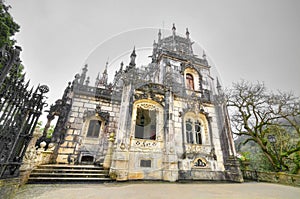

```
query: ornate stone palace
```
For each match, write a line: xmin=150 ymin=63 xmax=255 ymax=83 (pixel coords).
xmin=43 ymin=24 xmax=243 ymax=182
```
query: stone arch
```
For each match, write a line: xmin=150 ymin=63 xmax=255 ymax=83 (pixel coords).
xmin=131 ymin=99 xmax=164 ymax=141
xmin=82 ymin=115 xmax=106 ymax=138
xmin=184 ymin=67 xmax=202 ymax=92
xmin=78 ymin=113 xmax=108 ymax=164
xmin=183 ymin=112 xmax=210 ymax=145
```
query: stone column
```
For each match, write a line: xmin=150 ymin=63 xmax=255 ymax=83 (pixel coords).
xmin=163 ymin=89 xmax=178 ymax=182
xmin=103 ymin=132 xmax=115 ymax=170
xmin=110 ymin=83 xmax=132 ymax=181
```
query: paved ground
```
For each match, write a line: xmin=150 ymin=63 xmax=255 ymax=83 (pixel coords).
xmin=15 ymin=182 xmax=300 ymax=199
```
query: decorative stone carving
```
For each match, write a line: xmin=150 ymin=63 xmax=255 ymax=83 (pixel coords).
xmin=131 ymin=139 xmax=162 ymax=152
xmin=83 ymin=105 xmax=110 ymax=124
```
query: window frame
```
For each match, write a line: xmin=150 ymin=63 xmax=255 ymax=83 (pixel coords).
xmin=132 ymin=100 xmax=163 ymax=141
xmin=86 ymin=119 xmax=102 ymax=138
xmin=186 ymin=73 xmax=194 ymax=90
xmin=184 ymin=114 xmax=207 ymax=145
xmin=135 ymin=106 xmax=157 ymax=140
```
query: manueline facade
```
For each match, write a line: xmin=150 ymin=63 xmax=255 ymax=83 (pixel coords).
xmin=46 ymin=24 xmax=243 ymax=182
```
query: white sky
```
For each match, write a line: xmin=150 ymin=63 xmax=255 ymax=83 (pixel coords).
xmin=6 ymin=0 xmax=300 ymax=115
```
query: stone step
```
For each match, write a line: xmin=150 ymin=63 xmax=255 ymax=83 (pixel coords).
xmin=37 ymin=164 xmax=104 ymax=170
xmin=28 ymin=177 xmax=112 ymax=182
xmin=32 ymin=168 xmax=108 ymax=174
xmin=30 ymin=173 xmax=108 ymax=177
xmin=28 ymin=164 xmax=112 ymax=183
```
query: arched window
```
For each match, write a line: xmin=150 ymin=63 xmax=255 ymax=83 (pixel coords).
xmin=87 ymin=120 xmax=101 ymax=138
xmin=185 ymin=118 xmax=204 ymax=145
xmin=186 ymin=119 xmax=194 ymax=144
xmin=135 ymin=107 xmax=157 ymax=140
xmin=195 ymin=120 xmax=202 ymax=144
xmin=186 ymin=73 xmax=194 ymax=90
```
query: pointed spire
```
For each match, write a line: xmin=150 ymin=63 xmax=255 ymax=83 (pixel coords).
xmin=120 ymin=61 xmax=124 ymax=71
xmin=103 ymin=61 xmax=108 ymax=75
xmin=158 ymin=29 xmax=162 ymax=43
xmin=131 ymin=46 xmax=136 ymax=57
xmin=216 ymin=77 xmax=223 ymax=95
xmin=79 ymin=64 xmax=88 ymax=85
xmin=216 ymin=77 xmax=221 ymax=89
xmin=186 ymin=28 xmax=190 ymax=39
xmin=202 ymin=50 xmax=207 ymax=59
xmin=99 ymin=61 xmax=108 ymax=86
xmin=129 ymin=46 xmax=137 ymax=67
xmin=172 ymin=23 xmax=176 ymax=33
xmin=95 ymin=72 xmax=100 ymax=87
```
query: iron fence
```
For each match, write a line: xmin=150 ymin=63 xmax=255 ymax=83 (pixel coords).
xmin=0 ymin=45 xmax=48 ymax=179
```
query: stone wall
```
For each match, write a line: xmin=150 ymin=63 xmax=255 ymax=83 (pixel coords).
xmin=56 ymin=93 xmax=120 ymax=164
xmin=242 ymin=170 xmax=300 ymax=187
xmin=0 ymin=178 xmax=19 ymax=199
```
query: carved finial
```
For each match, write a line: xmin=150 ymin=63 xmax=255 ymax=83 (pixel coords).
xmin=104 ymin=61 xmax=108 ymax=74
xmin=216 ymin=77 xmax=221 ymax=89
xmin=216 ymin=77 xmax=223 ymax=95
xmin=202 ymin=50 xmax=207 ymax=59
xmin=120 ymin=61 xmax=124 ymax=71
xmin=158 ymin=29 xmax=162 ymax=42
xmin=129 ymin=46 xmax=137 ymax=67
xmin=172 ymin=23 xmax=176 ymax=36
xmin=85 ymin=76 xmax=90 ymax=86
xmin=79 ymin=64 xmax=88 ymax=85
xmin=100 ymin=61 xmax=108 ymax=85
xmin=73 ymin=73 xmax=80 ymax=85
xmin=202 ymin=50 xmax=208 ymax=65
xmin=172 ymin=23 xmax=176 ymax=31
xmin=95 ymin=72 xmax=100 ymax=87
xmin=186 ymin=28 xmax=190 ymax=39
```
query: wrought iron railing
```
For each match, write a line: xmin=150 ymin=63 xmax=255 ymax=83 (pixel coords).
xmin=0 ymin=45 xmax=48 ymax=179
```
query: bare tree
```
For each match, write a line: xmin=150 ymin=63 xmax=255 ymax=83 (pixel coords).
xmin=227 ymin=80 xmax=300 ymax=173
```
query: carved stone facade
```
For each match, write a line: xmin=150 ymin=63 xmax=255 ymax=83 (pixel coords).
xmin=47 ymin=25 xmax=243 ymax=182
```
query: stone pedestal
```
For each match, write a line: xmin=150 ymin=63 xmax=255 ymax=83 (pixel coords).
xmin=110 ymin=149 xmax=129 ymax=181
xmin=103 ymin=133 xmax=115 ymax=170
xmin=162 ymin=154 xmax=178 ymax=182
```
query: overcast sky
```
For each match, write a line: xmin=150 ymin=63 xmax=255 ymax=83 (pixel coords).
xmin=6 ymin=0 xmax=300 ymax=112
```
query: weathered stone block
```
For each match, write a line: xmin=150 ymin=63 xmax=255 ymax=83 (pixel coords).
xmin=73 ymin=101 xmax=84 ymax=107
xmin=56 ymin=154 xmax=68 ymax=164
xmin=128 ymin=172 xmax=144 ymax=180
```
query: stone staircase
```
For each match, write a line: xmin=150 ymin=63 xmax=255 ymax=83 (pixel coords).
xmin=28 ymin=164 xmax=112 ymax=183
